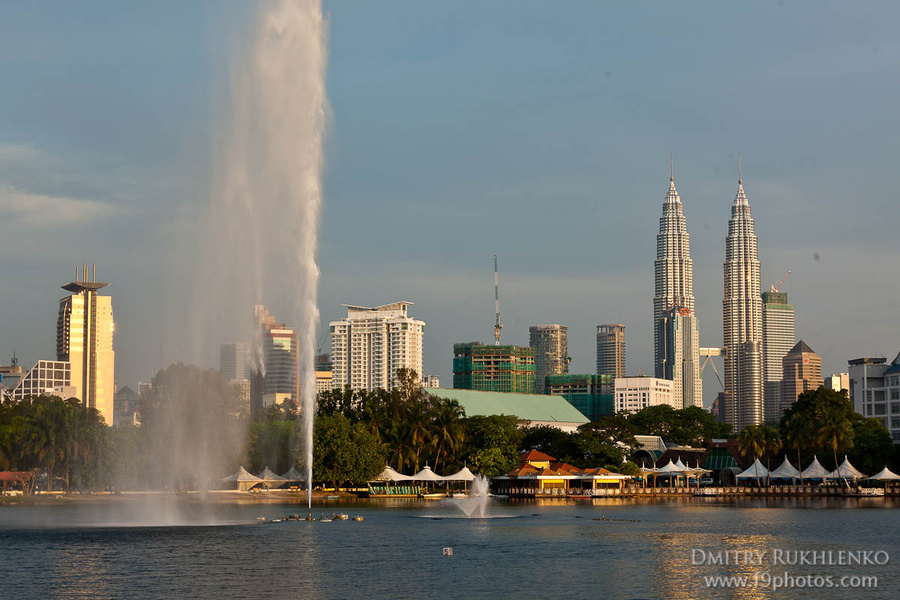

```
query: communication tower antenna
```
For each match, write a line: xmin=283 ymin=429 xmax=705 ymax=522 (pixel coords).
xmin=493 ymin=255 xmax=502 ymax=345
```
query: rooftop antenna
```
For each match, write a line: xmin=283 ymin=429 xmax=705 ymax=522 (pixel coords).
xmin=670 ymin=151 xmax=674 ymax=182
xmin=10 ymin=350 xmax=17 ymax=367
xmin=493 ymin=255 xmax=502 ymax=345
xmin=738 ymin=154 xmax=743 ymax=185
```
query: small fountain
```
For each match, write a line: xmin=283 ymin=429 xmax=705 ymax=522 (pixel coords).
xmin=452 ymin=475 xmax=492 ymax=518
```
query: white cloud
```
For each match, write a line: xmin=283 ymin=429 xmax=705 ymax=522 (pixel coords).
xmin=0 ymin=186 xmax=117 ymax=228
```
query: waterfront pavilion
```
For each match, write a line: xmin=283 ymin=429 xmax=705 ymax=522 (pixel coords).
xmin=768 ymin=458 xmax=801 ymax=483
xmin=800 ymin=456 xmax=831 ymax=481
xmin=736 ymin=458 xmax=769 ymax=484
xmin=222 ymin=466 xmax=263 ymax=492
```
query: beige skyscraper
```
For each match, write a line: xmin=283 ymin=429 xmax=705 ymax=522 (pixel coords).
xmin=596 ymin=324 xmax=626 ymax=379
xmin=762 ymin=290 xmax=795 ymax=423
xmin=57 ymin=264 xmax=115 ymax=425
xmin=529 ymin=324 xmax=568 ymax=394
xmin=723 ymin=165 xmax=763 ymax=429
xmin=780 ymin=341 xmax=823 ymax=414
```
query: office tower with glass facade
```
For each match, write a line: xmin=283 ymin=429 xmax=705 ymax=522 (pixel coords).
xmin=761 ymin=290 xmax=795 ymax=423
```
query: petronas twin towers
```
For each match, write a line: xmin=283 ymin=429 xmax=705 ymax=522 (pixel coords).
xmin=653 ymin=160 xmax=762 ymax=429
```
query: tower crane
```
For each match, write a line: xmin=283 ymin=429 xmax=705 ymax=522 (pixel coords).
xmin=770 ymin=270 xmax=791 ymax=293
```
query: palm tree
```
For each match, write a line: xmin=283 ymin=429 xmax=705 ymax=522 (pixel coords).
xmin=783 ymin=413 xmax=812 ymax=484
xmin=817 ymin=406 xmax=854 ymax=488
xmin=737 ymin=425 xmax=765 ymax=488
xmin=430 ymin=399 xmax=466 ymax=472
xmin=405 ymin=399 xmax=432 ymax=472
xmin=760 ymin=425 xmax=781 ymax=487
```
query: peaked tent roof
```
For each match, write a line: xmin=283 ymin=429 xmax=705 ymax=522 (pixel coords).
xmin=830 ymin=456 xmax=867 ymax=479
xmin=411 ymin=466 xmax=445 ymax=482
xmin=443 ymin=466 xmax=476 ymax=481
xmin=769 ymin=457 xmax=802 ymax=479
xmin=222 ymin=466 xmax=263 ymax=483
xmin=736 ymin=458 xmax=769 ymax=479
xmin=655 ymin=459 xmax=687 ymax=474
xmin=372 ymin=466 xmax=413 ymax=482
xmin=801 ymin=456 xmax=831 ymax=479
xmin=867 ymin=467 xmax=900 ymax=481
xmin=281 ymin=466 xmax=305 ymax=481
xmin=258 ymin=467 xmax=288 ymax=482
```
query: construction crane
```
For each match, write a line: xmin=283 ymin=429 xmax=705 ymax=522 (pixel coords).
xmin=493 ymin=255 xmax=502 ymax=345
xmin=770 ymin=270 xmax=791 ymax=293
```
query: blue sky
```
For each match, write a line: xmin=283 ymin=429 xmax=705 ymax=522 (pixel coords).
xmin=1 ymin=1 xmax=899 ymax=402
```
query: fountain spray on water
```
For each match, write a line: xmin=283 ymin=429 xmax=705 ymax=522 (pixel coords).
xmin=195 ymin=0 xmax=328 ymax=512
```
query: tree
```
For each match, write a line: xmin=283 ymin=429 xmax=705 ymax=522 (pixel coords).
xmin=760 ymin=425 xmax=781 ymax=486
xmin=782 ymin=412 xmax=813 ymax=484
xmin=463 ymin=415 xmax=522 ymax=476
xmin=818 ymin=405 xmax=854 ymax=487
xmin=313 ymin=414 xmax=384 ymax=491
xmin=737 ymin=425 xmax=765 ymax=487
xmin=849 ymin=418 xmax=893 ymax=476
xmin=430 ymin=399 xmax=466 ymax=472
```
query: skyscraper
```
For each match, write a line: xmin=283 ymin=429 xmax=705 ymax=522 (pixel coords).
xmin=761 ymin=290 xmax=795 ymax=423
xmin=596 ymin=324 xmax=626 ymax=379
xmin=723 ymin=165 xmax=763 ymax=429
xmin=780 ymin=341 xmax=823 ymax=414
xmin=529 ymin=324 xmax=568 ymax=393
xmin=254 ymin=305 xmax=298 ymax=407
xmin=330 ymin=302 xmax=424 ymax=391
xmin=653 ymin=166 xmax=702 ymax=408
xmin=219 ymin=342 xmax=251 ymax=381
xmin=57 ymin=264 xmax=115 ymax=424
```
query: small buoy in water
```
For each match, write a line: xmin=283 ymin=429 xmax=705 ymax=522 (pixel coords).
xmin=442 ymin=547 xmax=453 ymax=556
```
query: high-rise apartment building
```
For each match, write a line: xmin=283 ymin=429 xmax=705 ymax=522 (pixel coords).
xmin=849 ymin=352 xmax=900 ymax=443
xmin=330 ymin=302 xmax=424 ymax=391
xmin=254 ymin=305 xmax=298 ymax=406
xmin=452 ymin=342 xmax=535 ymax=394
xmin=57 ymin=265 xmax=115 ymax=424
xmin=653 ymin=168 xmax=702 ymax=408
xmin=529 ymin=325 xmax=568 ymax=394
xmin=779 ymin=341 xmax=823 ymax=415
xmin=723 ymin=168 xmax=763 ymax=430
xmin=219 ymin=342 xmax=251 ymax=381
xmin=596 ymin=324 xmax=626 ymax=379
xmin=614 ymin=376 xmax=675 ymax=413
xmin=546 ymin=373 xmax=613 ymax=421
xmin=761 ymin=290 xmax=795 ymax=423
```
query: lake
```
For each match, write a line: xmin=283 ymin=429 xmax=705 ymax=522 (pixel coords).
xmin=0 ymin=496 xmax=897 ymax=599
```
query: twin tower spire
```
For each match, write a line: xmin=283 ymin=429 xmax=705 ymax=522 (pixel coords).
xmin=654 ymin=156 xmax=761 ymax=428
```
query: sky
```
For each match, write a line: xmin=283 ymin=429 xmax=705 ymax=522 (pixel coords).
xmin=1 ymin=1 xmax=899 ymax=405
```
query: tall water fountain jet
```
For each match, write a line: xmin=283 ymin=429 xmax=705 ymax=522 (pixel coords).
xmin=453 ymin=475 xmax=492 ymax=518
xmin=194 ymin=0 xmax=328 ymax=512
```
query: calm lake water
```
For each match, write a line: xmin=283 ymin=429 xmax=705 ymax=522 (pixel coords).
xmin=1 ymin=497 xmax=898 ymax=599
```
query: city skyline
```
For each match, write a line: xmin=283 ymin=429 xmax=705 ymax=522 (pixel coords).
xmin=1 ymin=3 xmax=898 ymax=401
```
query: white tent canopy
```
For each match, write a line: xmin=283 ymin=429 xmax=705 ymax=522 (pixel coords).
xmin=830 ymin=456 xmax=867 ymax=480
xmin=281 ymin=466 xmax=305 ymax=481
xmin=769 ymin=458 xmax=802 ymax=480
xmin=222 ymin=466 xmax=262 ymax=483
xmin=258 ymin=467 xmax=288 ymax=484
xmin=654 ymin=460 xmax=686 ymax=475
xmin=736 ymin=458 xmax=769 ymax=480
xmin=372 ymin=466 xmax=414 ymax=482
xmin=800 ymin=456 xmax=831 ymax=479
xmin=867 ymin=467 xmax=900 ymax=481
xmin=410 ymin=466 xmax=445 ymax=482
xmin=443 ymin=466 xmax=476 ymax=481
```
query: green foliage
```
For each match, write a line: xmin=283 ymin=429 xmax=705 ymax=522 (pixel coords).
xmin=849 ymin=418 xmax=893 ymax=475
xmin=313 ymin=414 xmax=384 ymax=489
xmin=626 ymin=404 xmax=730 ymax=445
xmin=463 ymin=415 xmax=522 ymax=476
xmin=617 ymin=461 xmax=641 ymax=477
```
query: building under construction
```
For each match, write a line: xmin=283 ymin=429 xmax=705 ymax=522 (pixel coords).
xmin=546 ymin=374 xmax=614 ymax=422
xmin=452 ymin=342 xmax=535 ymax=394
